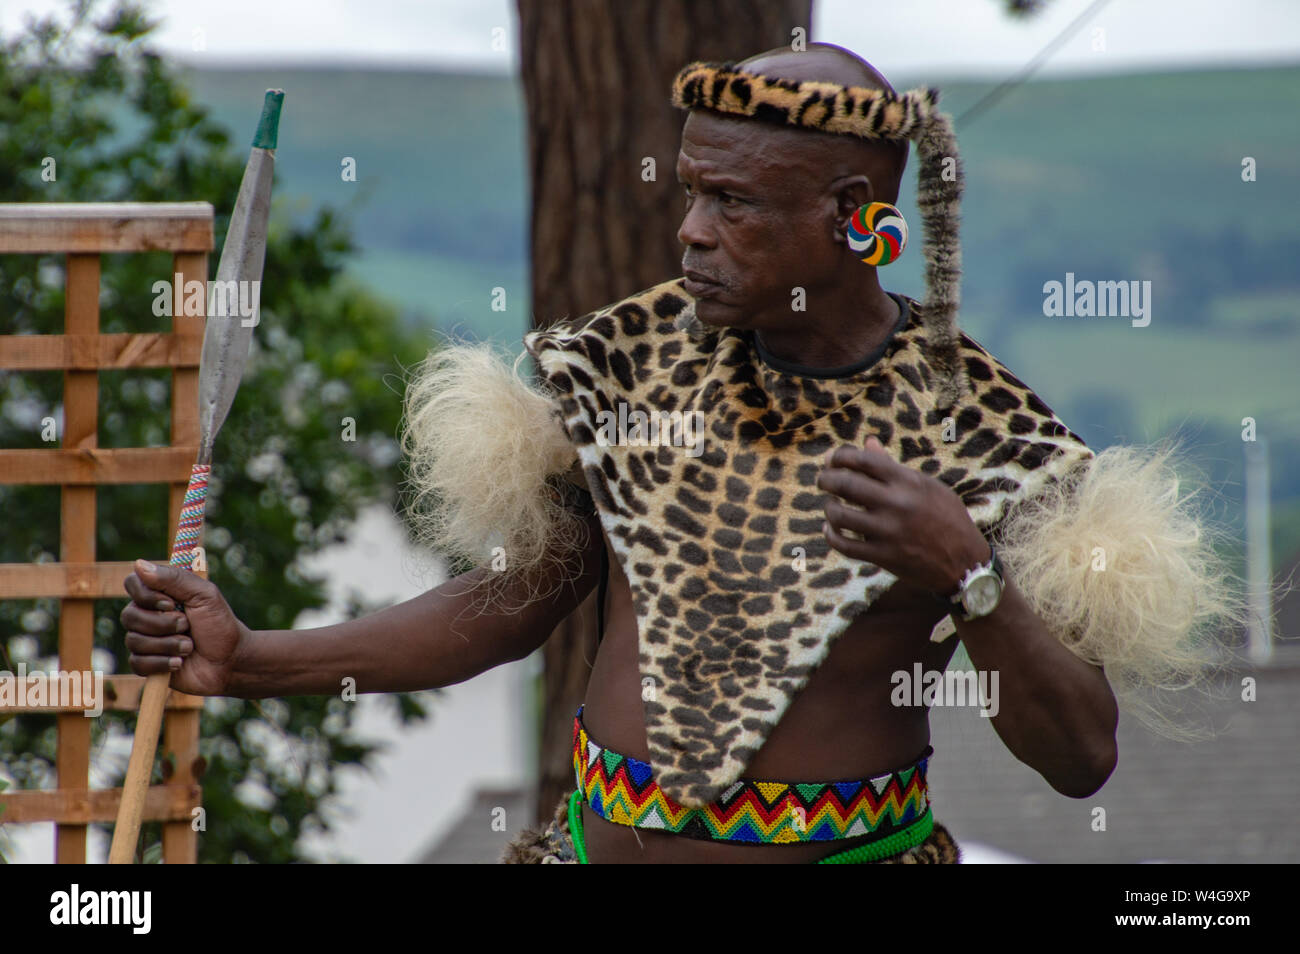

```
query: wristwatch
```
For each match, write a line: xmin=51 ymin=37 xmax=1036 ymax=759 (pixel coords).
xmin=946 ymin=543 xmax=1005 ymax=622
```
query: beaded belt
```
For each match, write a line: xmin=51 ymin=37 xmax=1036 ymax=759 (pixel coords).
xmin=573 ymin=705 xmax=933 ymax=847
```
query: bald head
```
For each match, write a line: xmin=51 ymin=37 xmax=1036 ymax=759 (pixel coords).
xmin=738 ymin=41 xmax=895 ymax=92
xmin=733 ymin=42 xmax=909 ymax=203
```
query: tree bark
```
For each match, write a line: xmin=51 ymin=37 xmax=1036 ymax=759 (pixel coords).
xmin=516 ymin=0 xmax=813 ymax=822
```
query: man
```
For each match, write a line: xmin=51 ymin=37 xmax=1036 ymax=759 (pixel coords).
xmin=122 ymin=43 xmax=1235 ymax=863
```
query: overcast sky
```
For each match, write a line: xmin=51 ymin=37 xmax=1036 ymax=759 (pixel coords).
xmin=2 ymin=0 xmax=1297 ymax=78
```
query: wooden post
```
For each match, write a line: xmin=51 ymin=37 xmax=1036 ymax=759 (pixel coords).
xmin=55 ymin=253 xmax=100 ymax=863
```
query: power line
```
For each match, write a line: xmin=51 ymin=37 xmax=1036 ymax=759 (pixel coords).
xmin=957 ymin=0 xmax=1114 ymax=126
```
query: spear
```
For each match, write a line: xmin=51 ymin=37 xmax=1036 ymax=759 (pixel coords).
xmin=109 ymin=89 xmax=284 ymax=864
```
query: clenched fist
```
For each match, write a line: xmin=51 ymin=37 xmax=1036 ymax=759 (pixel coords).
xmin=120 ymin=559 xmax=250 ymax=696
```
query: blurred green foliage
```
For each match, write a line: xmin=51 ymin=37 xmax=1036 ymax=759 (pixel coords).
xmin=0 ymin=0 xmax=434 ymax=862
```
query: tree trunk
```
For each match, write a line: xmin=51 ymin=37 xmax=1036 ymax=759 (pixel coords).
xmin=516 ymin=0 xmax=813 ymax=822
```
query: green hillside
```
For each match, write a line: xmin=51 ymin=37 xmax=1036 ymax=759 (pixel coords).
xmin=184 ymin=66 xmax=529 ymax=342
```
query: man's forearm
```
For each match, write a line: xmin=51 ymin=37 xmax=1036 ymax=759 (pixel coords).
xmin=955 ymin=559 xmax=1119 ymax=798
xmin=225 ymin=545 xmax=601 ymax=699
xmin=224 ymin=586 xmax=469 ymax=698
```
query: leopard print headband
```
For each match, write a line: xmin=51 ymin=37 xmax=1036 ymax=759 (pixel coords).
xmin=671 ymin=61 xmax=969 ymax=406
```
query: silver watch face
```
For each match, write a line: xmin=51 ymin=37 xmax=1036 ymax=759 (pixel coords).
xmin=963 ymin=570 xmax=1003 ymax=617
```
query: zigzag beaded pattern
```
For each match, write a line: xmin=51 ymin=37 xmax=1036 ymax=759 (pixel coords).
xmin=574 ymin=707 xmax=931 ymax=844
xmin=170 ymin=464 xmax=210 ymax=569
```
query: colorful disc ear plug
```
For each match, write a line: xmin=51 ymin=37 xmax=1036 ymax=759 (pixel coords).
xmin=847 ymin=202 xmax=908 ymax=265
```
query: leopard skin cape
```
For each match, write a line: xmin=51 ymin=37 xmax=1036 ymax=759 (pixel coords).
xmin=523 ymin=277 xmax=1096 ymax=807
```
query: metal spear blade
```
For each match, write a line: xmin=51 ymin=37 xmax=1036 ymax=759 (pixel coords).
xmin=196 ymin=89 xmax=283 ymax=463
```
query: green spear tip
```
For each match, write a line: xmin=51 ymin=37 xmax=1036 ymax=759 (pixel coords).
xmin=252 ymin=89 xmax=285 ymax=150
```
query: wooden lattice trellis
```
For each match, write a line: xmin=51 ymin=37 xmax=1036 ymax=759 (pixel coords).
xmin=0 ymin=203 xmax=213 ymax=863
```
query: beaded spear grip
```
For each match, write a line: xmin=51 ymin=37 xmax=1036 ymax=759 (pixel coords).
xmin=170 ymin=464 xmax=210 ymax=569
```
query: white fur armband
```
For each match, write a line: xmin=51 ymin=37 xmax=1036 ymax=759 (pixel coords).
xmin=993 ymin=444 xmax=1245 ymax=735
xmin=399 ymin=342 xmax=590 ymax=579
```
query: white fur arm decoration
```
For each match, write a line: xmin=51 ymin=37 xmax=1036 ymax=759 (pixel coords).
xmin=400 ymin=342 xmax=591 ymax=578
xmin=993 ymin=444 xmax=1244 ymax=735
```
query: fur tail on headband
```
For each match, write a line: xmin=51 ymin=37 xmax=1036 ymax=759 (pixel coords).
xmin=993 ymin=443 xmax=1247 ymax=738
xmin=400 ymin=342 xmax=588 ymax=585
xmin=913 ymin=108 xmax=968 ymax=408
